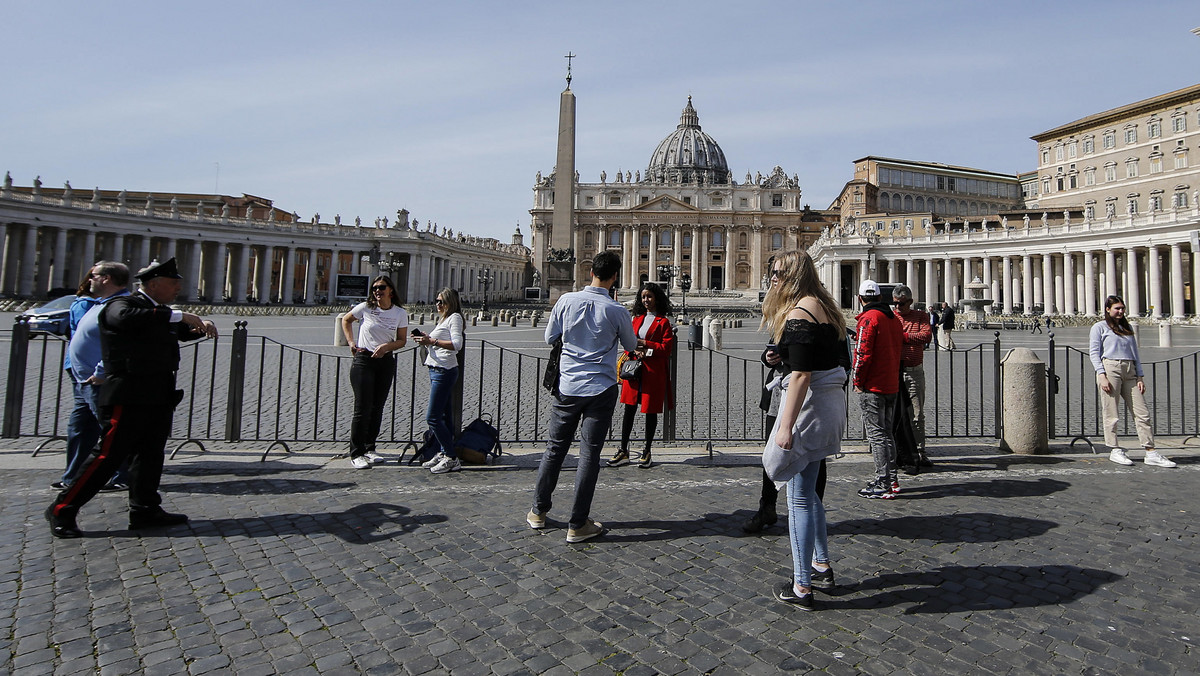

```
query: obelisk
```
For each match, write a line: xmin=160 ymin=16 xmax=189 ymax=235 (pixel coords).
xmin=546 ymin=53 xmax=577 ymax=303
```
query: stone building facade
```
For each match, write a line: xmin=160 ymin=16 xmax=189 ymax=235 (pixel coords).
xmin=0 ymin=175 xmax=531 ymax=306
xmin=530 ymin=98 xmax=829 ymax=293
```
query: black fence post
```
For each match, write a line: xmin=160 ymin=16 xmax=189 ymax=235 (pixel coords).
xmin=224 ymin=321 xmax=248 ymax=442
xmin=3 ymin=318 xmax=31 ymax=439
xmin=1047 ymin=331 xmax=1057 ymax=439
xmin=452 ymin=340 xmax=465 ymax=434
xmin=993 ymin=331 xmax=1002 ymax=439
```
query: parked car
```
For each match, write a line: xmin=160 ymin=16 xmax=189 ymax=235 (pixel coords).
xmin=18 ymin=295 xmax=76 ymax=336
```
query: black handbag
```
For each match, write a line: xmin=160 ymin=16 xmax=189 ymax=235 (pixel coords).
xmin=619 ymin=353 xmax=643 ymax=381
xmin=543 ymin=337 xmax=563 ymax=395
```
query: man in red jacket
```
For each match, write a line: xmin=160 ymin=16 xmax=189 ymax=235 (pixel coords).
xmin=852 ymin=280 xmax=904 ymax=499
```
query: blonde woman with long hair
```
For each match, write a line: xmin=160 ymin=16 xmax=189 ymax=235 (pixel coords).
xmin=760 ymin=249 xmax=850 ymax=610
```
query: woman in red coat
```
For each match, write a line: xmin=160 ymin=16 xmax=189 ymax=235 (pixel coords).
xmin=608 ymin=282 xmax=675 ymax=469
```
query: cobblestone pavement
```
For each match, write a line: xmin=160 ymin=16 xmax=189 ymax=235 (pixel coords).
xmin=3 ymin=441 xmax=1198 ymax=675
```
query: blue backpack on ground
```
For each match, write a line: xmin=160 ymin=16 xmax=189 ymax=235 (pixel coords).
xmin=455 ymin=414 xmax=502 ymax=465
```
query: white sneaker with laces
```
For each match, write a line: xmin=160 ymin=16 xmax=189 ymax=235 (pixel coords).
xmin=351 ymin=455 xmax=372 ymax=469
xmin=1144 ymin=450 xmax=1177 ymax=468
xmin=365 ymin=452 xmax=386 ymax=464
xmin=1109 ymin=448 xmax=1134 ymax=466
xmin=421 ymin=452 xmax=446 ymax=468
xmin=430 ymin=456 xmax=462 ymax=474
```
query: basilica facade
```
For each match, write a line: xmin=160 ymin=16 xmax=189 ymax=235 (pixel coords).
xmin=529 ymin=98 xmax=829 ymax=293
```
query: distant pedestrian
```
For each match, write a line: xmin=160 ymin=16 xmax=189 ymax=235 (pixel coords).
xmin=937 ymin=302 xmax=956 ymax=350
xmin=529 ymin=251 xmax=637 ymax=543
xmin=760 ymin=250 xmax=848 ymax=610
xmin=608 ymin=282 xmax=674 ymax=469
xmin=928 ymin=307 xmax=939 ymax=351
xmin=1090 ymin=295 xmax=1176 ymax=468
xmin=411 ymin=288 xmax=465 ymax=475
xmin=1031 ymin=316 xmax=1043 ymax=334
xmin=853 ymin=280 xmax=904 ymax=499
xmin=341 ymin=275 xmax=409 ymax=469
xmin=46 ymin=258 xmax=218 ymax=539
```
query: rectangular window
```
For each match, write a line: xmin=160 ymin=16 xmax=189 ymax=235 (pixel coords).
xmin=711 ymin=196 xmax=723 ymax=206
xmin=946 ymin=177 xmax=956 ymax=192
xmin=1176 ymin=153 xmax=1189 ymax=169
xmin=1103 ymin=132 xmax=1116 ymax=149
xmin=937 ymin=175 xmax=945 ymax=191
xmin=1150 ymin=195 xmax=1162 ymax=211
xmin=1068 ymin=175 xmax=1077 ymax=189
xmin=1105 ymin=165 xmax=1117 ymax=181
xmin=772 ymin=194 xmax=783 ymax=207
xmin=585 ymin=196 xmax=594 ymax=206
xmin=1174 ymin=192 xmax=1188 ymax=208
xmin=1085 ymin=205 xmax=1095 ymax=220
xmin=1084 ymin=168 xmax=1096 ymax=186
xmin=1125 ymin=128 xmax=1137 ymax=144
xmin=1055 ymin=146 xmax=1064 ymax=161
xmin=641 ymin=195 xmax=649 ymax=204
xmin=740 ymin=198 xmax=748 ymax=208
xmin=608 ymin=194 xmax=621 ymax=205
xmin=1149 ymin=120 xmax=1162 ymax=138
xmin=1173 ymin=116 xmax=1186 ymax=133
xmin=1068 ymin=142 xmax=1077 ymax=158
xmin=1150 ymin=157 xmax=1163 ymax=173
xmin=683 ymin=196 xmax=691 ymax=205
xmin=1126 ymin=161 xmax=1139 ymax=178
xmin=1041 ymin=150 xmax=1050 ymax=165
xmin=1083 ymin=138 xmax=1095 ymax=154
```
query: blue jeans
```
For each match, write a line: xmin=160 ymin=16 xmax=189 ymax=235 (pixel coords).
xmin=63 ymin=380 xmax=129 ymax=486
xmin=860 ymin=392 xmax=897 ymax=483
xmin=533 ymin=385 xmax=619 ymax=529
xmin=426 ymin=366 xmax=458 ymax=459
xmin=786 ymin=460 xmax=829 ymax=589
xmin=349 ymin=353 xmax=396 ymax=458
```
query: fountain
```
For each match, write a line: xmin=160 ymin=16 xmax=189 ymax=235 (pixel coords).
xmin=961 ymin=276 xmax=992 ymax=324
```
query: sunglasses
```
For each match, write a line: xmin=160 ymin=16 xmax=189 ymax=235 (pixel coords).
xmin=435 ymin=299 xmax=446 ymax=305
xmin=372 ymin=285 xmax=389 ymax=292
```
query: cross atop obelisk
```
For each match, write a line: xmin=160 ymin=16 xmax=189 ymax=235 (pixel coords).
xmin=564 ymin=52 xmax=575 ymax=88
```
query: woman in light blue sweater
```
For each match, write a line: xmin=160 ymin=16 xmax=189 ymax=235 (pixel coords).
xmin=1088 ymin=295 xmax=1175 ymax=468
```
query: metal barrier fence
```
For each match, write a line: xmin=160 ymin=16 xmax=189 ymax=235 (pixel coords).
xmin=21 ymin=320 xmax=1198 ymax=453
xmin=1046 ymin=334 xmax=1200 ymax=444
xmin=3 ymin=320 xmax=1010 ymax=453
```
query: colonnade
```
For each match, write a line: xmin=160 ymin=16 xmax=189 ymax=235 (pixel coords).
xmin=824 ymin=244 xmax=1197 ymax=318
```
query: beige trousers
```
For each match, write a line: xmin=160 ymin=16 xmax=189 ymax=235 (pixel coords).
xmin=1099 ymin=358 xmax=1154 ymax=449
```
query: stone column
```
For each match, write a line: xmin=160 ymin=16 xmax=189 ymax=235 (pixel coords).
xmin=690 ymin=228 xmax=701 ymax=291
xmin=53 ymin=228 xmax=69 ymax=289
xmin=905 ymin=259 xmax=916 ymax=300
xmin=255 ymin=246 xmax=271 ymax=302
xmin=18 ymin=224 xmax=39 ymax=297
xmin=1104 ymin=248 xmax=1117 ymax=298
xmin=162 ymin=238 xmax=177 ymax=264
xmin=831 ymin=259 xmax=842 ymax=307
xmin=1147 ymin=246 xmax=1163 ymax=319
xmin=696 ymin=228 xmax=708 ymax=290
xmin=1022 ymin=253 xmax=1034 ymax=315
xmin=1171 ymin=244 xmax=1186 ymax=319
xmin=1063 ymin=253 xmax=1076 ymax=315
xmin=724 ymin=226 xmax=735 ymax=290
xmin=924 ymin=258 xmax=937 ymax=309
xmin=943 ymin=256 xmax=954 ymax=305
xmin=1083 ymin=252 xmax=1097 ymax=316
xmin=0 ymin=223 xmax=10 ymax=295
xmin=673 ymin=225 xmax=683 ymax=289
xmin=750 ymin=226 xmax=763 ymax=291
xmin=234 ymin=244 xmax=252 ymax=303
xmin=1042 ymin=253 xmax=1056 ymax=315
xmin=303 ymin=249 xmax=318 ymax=305
xmin=282 ymin=246 xmax=296 ymax=304
xmin=137 ymin=236 xmax=152 ymax=272
xmin=1125 ymin=248 xmax=1141 ymax=316
xmin=1002 ymin=256 xmax=1014 ymax=314
xmin=81 ymin=229 xmax=97 ymax=282
xmin=36 ymin=231 xmax=53 ymax=295
xmin=623 ymin=225 xmax=634 ymax=289
xmin=327 ymin=249 xmax=340 ymax=304
xmin=982 ymin=257 xmax=993 ymax=313
xmin=112 ymin=233 xmax=126 ymax=266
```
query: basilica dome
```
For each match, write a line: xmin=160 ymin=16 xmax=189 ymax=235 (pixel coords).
xmin=646 ymin=97 xmax=731 ymax=185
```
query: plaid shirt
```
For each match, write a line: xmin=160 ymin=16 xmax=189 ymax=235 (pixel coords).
xmin=896 ymin=306 xmax=932 ymax=367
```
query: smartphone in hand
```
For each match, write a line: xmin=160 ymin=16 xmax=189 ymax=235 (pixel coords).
xmin=411 ymin=328 xmax=424 ymax=337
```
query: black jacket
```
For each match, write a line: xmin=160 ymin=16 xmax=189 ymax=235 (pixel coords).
xmin=97 ymin=292 xmax=202 ymax=407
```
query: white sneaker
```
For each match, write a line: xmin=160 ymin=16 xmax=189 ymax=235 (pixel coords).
xmin=365 ymin=452 xmax=386 ymax=464
xmin=430 ymin=456 xmax=462 ymax=474
xmin=1109 ymin=448 xmax=1134 ymax=466
xmin=1144 ymin=451 xmax=1177 ymax=468
xmin=421 ymin=452 xmax=446 ymax=469
xmin=351 ymin=455 xmax=372 ymax=469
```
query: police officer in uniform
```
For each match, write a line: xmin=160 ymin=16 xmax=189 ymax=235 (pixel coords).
xmin=46 ymin=258 xmax=218 ymax=538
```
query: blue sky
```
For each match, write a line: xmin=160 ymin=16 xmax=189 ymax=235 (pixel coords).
xmin=3 ymin=1 xmax=1198 ymax=241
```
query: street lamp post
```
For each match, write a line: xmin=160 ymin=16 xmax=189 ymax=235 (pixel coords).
xmin=679 ymin=272 xmax=691 ymax=316
xmin=656 ymin=264 xmax=680 ymax=299
xmin=363 ymin=245 xmax=405 ymax=299
xmin=477 ymin=269 xmax=495 ymax=314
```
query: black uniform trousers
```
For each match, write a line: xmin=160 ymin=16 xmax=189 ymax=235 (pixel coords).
xmin=49 ymin=375 xmax=177 ymax=522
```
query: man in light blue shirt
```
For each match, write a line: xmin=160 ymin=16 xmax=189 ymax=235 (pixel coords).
xmin=529 ymin=251 xmax=638 ymax=543
xmin=58 ymin=262 xmax=131 ymax=490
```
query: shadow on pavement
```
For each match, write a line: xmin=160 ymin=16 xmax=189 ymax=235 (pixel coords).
xmin=112 ymin=502 xmax=446 ymax=543
xmin=163 ymin=462 xmax=327 ymax=476
xmin=817 ymin=564 xmax=1122 ymax=613
xmin=830 ymin=512 xmax=1057 ymax=543
xmin=159 ymin=478 xmax=358 ymax=495
xmin=892 ymin=477 xmax=1071 ymax=499
xmin=922 ymin=455 xmax=1077 ymax=472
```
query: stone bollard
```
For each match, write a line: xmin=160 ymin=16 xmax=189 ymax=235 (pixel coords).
xmin=472 ymin=315 xmax=478 ymax=326
xmin=999 ymin=347 xmax=1048 ymax=454
xmin=491 ymin=316 xmax=499 ymax=327
xmin=1159 ymin=322 xmax=1173 ymax=348
xmin=709 ymin=317 xmax=723 ymax=350
xmin=532 ymin=316 xmax=539 ymax=328
xmin=510 ymin=316 xmax=517 ymax=327
xmin=333 ymin=313 xmax=348 ymax=346
xmin=702 ymin=315 xmax=713 ymax=349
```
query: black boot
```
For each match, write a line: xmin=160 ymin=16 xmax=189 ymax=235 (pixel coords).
xmin=742 ymin=506 xmax=778 ymax=533
xmin=638 ymin=448 xmax=653 ymax=469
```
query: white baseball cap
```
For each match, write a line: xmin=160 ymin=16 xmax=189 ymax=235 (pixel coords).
xmin=858 ymin=280 xmax=880 ymax=296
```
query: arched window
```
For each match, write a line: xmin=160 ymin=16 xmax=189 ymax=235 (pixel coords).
xmin=891 ymin=194 xmax=901 ymax=211
xmin=584 ymin=230 xmax=593 ymax=248
xmin=915 ymin=196 xmax=925 ymax=212
xmin=660 ymin=229 xmax=672 ymax=247
xmin=771 ymin=232 xmax=783 ymax=249
xmin=711 ymin=230 xmax=723 ymax=247
xmin=609 ymin=229 xmax=621 ymax=247
xmin=879 ymin=192 xmax=889 ymax=207
xmin=739 ymin=232 xmax=748 ymax=249
xmin=937 ymin=198 xmax=946 ymax=214
xmin=903 ymin=195 xmax=914 ymax=211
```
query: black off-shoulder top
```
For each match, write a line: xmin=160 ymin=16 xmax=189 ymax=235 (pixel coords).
xmin=779 ymin=317 xmax=850 ymax=373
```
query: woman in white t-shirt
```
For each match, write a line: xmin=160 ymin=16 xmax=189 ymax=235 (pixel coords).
xmin=411 ymin=287 xmax=465 ymax=474
xmin=340 ymin=275 xmax=408 ymax=469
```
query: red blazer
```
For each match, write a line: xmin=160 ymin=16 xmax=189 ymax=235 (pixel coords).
xmin=619 ymin=314 xmax=675 ymax=413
